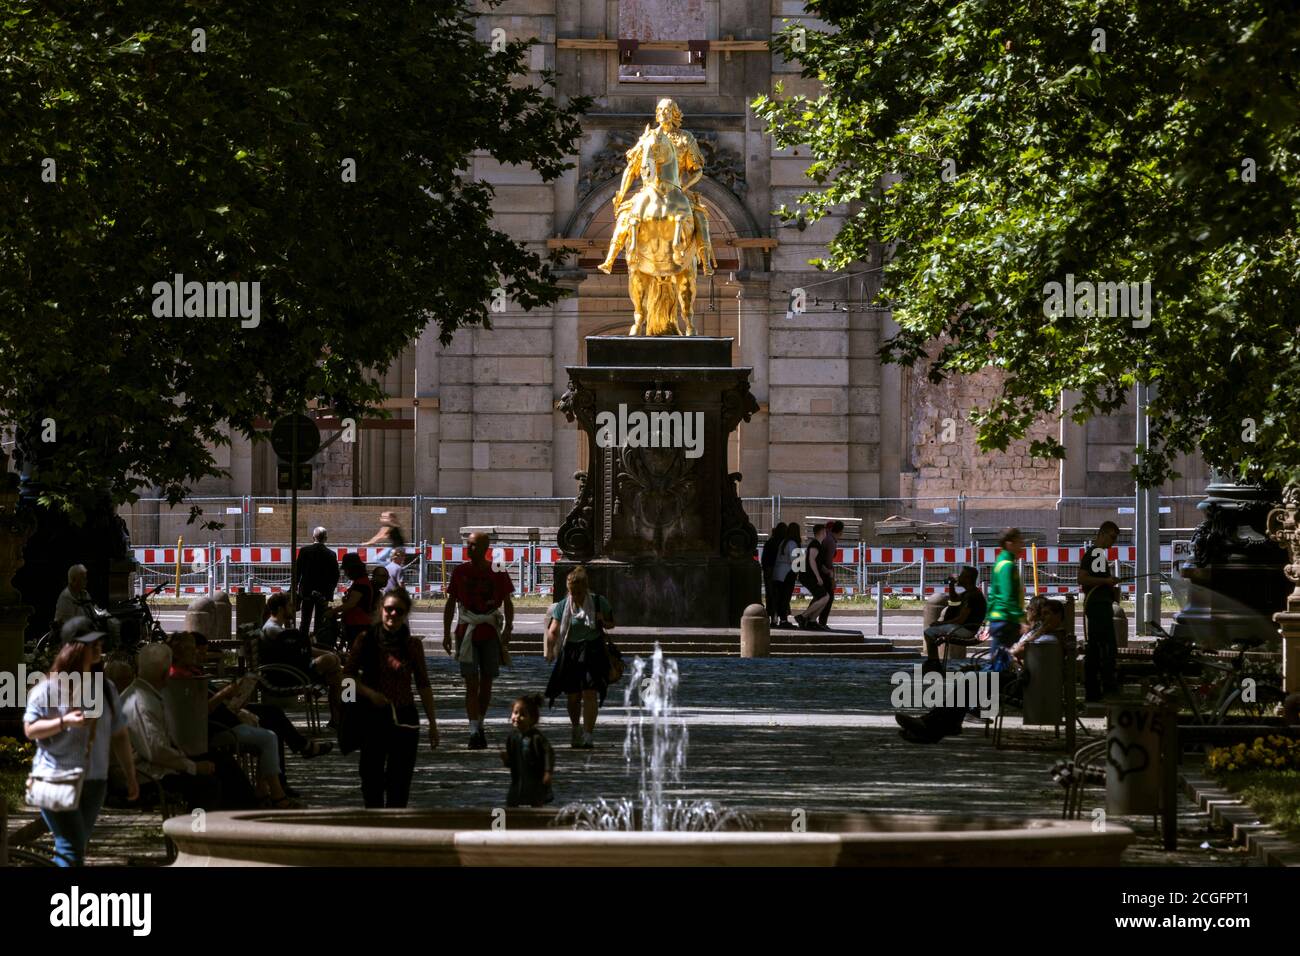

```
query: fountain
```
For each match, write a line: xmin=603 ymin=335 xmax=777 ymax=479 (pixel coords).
xmin=551 ymin=645 xmax=751 ymax=832
xmin=166 ymin=644 xmax=1135 ymax=866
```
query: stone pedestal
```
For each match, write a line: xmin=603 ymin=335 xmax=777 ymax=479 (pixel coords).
xmin=554 ymin=337 xmax=761 ymax=627
xmin=555 ymin=556 xmax=761 ymax=628
xmin=1274 ymin=604 xmax=1300 ymax=694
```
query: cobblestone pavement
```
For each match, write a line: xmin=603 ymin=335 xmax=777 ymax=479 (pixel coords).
xmin=7 ymin=654 xmax=1255 ymax=866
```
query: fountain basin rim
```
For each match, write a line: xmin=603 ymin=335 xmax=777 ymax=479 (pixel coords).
xmin=165 ymin=809 xmax=1135 ymax=867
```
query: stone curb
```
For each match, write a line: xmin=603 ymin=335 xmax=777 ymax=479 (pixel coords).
xmin=1179 ymin=764 xmax=1300 ymax=867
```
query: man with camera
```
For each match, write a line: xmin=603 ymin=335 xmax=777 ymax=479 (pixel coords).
xmin=922 ymin=565 xmax=986 ymax=660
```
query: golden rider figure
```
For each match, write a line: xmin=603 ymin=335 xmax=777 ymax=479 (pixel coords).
xmin=598 ymin=98 xmax=716 ymax=276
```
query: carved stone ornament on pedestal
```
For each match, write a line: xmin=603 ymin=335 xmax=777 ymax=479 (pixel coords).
xmin=614 ymin=386 xmax=702 ymax=558
xmin=556 ymin=470 xmax=595 ymax=562
xmin=1266 ymin=484 xmax=1300 ymax=609
xmin=553 ymin=336 xmax=762 ymax=626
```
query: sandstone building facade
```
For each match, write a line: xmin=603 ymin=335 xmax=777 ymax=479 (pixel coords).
xmin=191 ymin=1 xmax=1207 ymax=530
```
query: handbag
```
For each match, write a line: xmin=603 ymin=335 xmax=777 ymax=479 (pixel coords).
xmin=596 ymin=609 xmax=624 ymax=684
xmin=605 ymin=642 xmax=625 ymax=684
xmin=26 ymin=711 xmax=98 ymax=812
xmin=337 ymin=632 xmax=377 ymax=755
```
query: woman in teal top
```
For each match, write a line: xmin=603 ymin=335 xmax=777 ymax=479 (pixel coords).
xmin=544 ymin=566 xmax=615 ymax=749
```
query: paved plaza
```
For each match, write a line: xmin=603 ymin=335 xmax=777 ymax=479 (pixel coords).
xmin=10 ymin=653 xmax=1254 ymax=867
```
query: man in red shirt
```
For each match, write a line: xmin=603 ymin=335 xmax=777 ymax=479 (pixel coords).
xmin=442 ymin=532 xmax=514 ymax=749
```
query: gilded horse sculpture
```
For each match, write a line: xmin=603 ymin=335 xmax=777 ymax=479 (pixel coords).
xmin=598 ymin=99 xmax=717 ymax=336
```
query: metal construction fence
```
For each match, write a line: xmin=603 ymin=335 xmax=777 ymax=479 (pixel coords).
xmin=122 ymin=493 xmax=1200 ymax=599
xmin=130 ymin=541 xmax=1182 ymax=601
xmin=118 ymin=493 xmax=1205 ymax=548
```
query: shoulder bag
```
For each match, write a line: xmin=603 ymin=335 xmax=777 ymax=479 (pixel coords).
xmin=26 ymin=710 xmax=98 ymax=812
xmin=596 ymin=597 xmax=624 ymax=684
xmin=336 ymin=631 xmax=383 ymax=755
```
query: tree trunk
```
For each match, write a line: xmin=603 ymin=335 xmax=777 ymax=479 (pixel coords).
xmin=13 ymin=482 xmax=133 ymax=646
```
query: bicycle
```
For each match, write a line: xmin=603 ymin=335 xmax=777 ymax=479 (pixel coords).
xmin=108 ymin=583 xmax=169 ymax=646
xmin=29 ymin=583 xmax=167 ymax=664
xmin=1149 ymin=622 xmax=1287 ymax=724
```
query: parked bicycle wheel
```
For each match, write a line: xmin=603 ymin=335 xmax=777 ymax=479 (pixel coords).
xmin=1214 ymin=680 xmax=1288 ymax=723
xmin=3 ymin=847 xmax=58 ymax=867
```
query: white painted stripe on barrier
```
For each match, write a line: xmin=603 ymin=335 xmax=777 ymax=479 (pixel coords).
xmin=858 ymin=545 xmax=1175 ymax=564
xmin=424 ymin=545 xmax=469 ymax=561
xmin=420 ymin=546 xmax=526 ymax=563
xmin=216 ymin=547 xmax=288 ymax=563
xmin=143 ymin=544 xmax=1176 ymax=566
xmin=333 ymin=547 xmax=393 ymax=562
xmin=134 ymin=548 xmax=209 ymax=564
xmin=212 ymin=546 xmax=397 ymax=563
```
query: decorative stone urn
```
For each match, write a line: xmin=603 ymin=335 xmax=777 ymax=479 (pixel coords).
xmin=554 ymin=336 xmax=761 ymax=626
xmin=1266 ymin=485 xmax=1300 ymax=693
xmin=1170 ymin=475 xmax=1288 ymax=651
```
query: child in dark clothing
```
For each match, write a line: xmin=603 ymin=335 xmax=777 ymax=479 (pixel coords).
xmin=501 ymin=693 xmax=554 ymax=807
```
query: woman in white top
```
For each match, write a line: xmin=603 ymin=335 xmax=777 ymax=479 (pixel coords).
xmin=771 ymin=522 xmax=801 ymax=629
xmin=23 ymin=619 xmax=138 ymax=866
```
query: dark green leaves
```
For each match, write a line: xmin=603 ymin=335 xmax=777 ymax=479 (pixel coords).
xmin=0 ymin=0 xmax=588 ymax=513
xmin=756 ymin=0 xmax=1300 ymax=487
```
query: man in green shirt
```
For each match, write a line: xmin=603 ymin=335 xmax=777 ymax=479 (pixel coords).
xmin=986 ymin=528 xmax=1025 ymax=671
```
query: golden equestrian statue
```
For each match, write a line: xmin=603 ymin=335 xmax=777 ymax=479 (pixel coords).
xmin=597 ymin=99 xmax=718 ymax=336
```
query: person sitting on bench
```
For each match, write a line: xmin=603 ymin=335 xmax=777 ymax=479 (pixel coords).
xmin=923 ymin=566 xmax=985 ymax=660
xmin=1011 ymin=596 xmax=1063 ymax=667
xmin=260 ymin=593 xmax=344 ymax=725
xmin=897 ymin=599 xmax=1062 ymax=744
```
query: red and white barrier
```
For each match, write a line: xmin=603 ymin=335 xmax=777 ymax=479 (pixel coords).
xmin=134 ymin=539 xmax=1176 ymax=601
xmin=861 ymin=545 xmax=1172 ymax=563
xmin=145 ymin=584 xmax=211 ymax=595
xmin=134 ymin=547 xmax=210 ymax=564
xmin=214 ymin=546 xmax=394 ymax=564
xmin=792 ymin=585 xmax=857 ymax=597
xmin=423 ymin=545 xmax=527 ymax=562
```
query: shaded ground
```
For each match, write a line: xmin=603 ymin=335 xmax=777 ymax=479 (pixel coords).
xmin=6 ymin=655 xmax=1255 ymax=866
